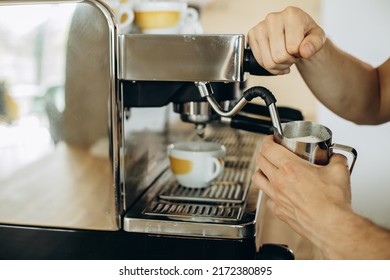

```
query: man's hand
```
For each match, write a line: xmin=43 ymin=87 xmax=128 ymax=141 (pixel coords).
xmin=248 ymin=6 xmax=326 ymax=75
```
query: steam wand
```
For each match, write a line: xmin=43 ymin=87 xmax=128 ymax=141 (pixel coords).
xmin=195 ymin=82 xmax=284 ymax=136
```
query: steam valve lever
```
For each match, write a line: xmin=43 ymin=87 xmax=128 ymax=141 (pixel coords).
xmin=195 ymin=82 xmax=283 ymax=136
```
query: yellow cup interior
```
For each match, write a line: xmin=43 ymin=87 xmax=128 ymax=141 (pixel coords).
xmin=168 ymin=156 xmax=192 ymax=175
xmin=135 ymin=10 xmax=181 ymax=29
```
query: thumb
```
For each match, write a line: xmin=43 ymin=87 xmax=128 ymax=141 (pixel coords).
xmin=299 ymin=27 xmax=326 ymax=58
xmin=328 ymin=153 xmax=349 ymax=169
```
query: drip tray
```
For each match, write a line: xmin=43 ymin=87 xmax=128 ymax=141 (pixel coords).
xmin=143 ymin=200 xmax=243 ymax=222
xmin=158 ymin=168 xmax=251 ymax=204
xmin=123 ymin=128 xmax=262 ymax=239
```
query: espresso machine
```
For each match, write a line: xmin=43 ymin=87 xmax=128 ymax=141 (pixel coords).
xmin=118 ymin=35 xmax=302 ymax=258
xmin=0 ymin=0 xmax=302 ymax=259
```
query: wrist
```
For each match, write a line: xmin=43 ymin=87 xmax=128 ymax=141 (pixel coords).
xmin=304 ymin=205 xmax=356 ymax=259
xmin=297 ymin=37 xmax=333 ymax=67
xmin=313 ymin=207 xmax=390 ymax=259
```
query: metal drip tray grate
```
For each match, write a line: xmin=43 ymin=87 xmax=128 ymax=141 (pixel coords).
xmin=159 ymin=168 xmax=251 ymax=203
xmin=143 ymin=201 xmax=243 ymax=222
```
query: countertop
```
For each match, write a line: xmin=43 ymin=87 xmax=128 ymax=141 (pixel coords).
xmin=0 ymin=143 xmax=118 ymax=231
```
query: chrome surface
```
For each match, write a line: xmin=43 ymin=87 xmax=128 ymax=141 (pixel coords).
xmin=173 ymin=100 xmax=232 ymax=125
xmin=173 ymin=102 xmax=213 ymax=123
xmin=144 ymin=201 xmax=244 ymax=222
xmin=118 ymin=34 xmax=247 ymax=82
xmin=196 ymin=81 xmax=214 ymax=97
xmin=123 ymin=127 xmax=262 ymax=239
xmin=269 ymin=103 xmax=283 ymax=136
xmin=158 ymin=182 xmax=248 ymax=204
xmin=275 ymin=121 xmax=357 ymax=172
xmin=0 ymin=0 xmax=121 ymax=230
xmin=196 ymin=81 xmax=248 ymax=117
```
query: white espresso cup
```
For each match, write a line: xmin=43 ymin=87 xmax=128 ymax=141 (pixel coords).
xmin=104 ymin=0 xmax=134 ymax=33
xmin=167 ymin=141 xmax=226 ymax=188
xmin=133 ymin=0 xmax=199 ymax=34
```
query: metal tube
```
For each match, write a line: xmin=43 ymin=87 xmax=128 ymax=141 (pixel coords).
xmin=206 ymin=96 xmax=248 ymax=117
xmin=196 ymin=81 xmax=249 ymax=117
xmin=268 ymin=103 xmax=283 ymax=135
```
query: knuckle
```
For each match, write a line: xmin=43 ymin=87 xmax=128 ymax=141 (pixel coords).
xmin=332 ymin=160 xmax=349 ymax=171
xmin=276 ymin=160 xmax=302 ymax=183
xmin=260 ymin=140 xmax=272 ymax=157
xmin=249 ymin=21 xmax=266 ymax=35
xmin=286 ymin=44 xmax=300 ymax=56
xmin=284 ymin=6 xmax=302 ymax=17
xmin=272 ymin=52 xmax=290 ymax=64
xmin=262 ymin=59 xmax=276 ymax=70
xmin=280 ymin=159 xmax=299 ymax=174
xmin=255 ymin=152 xmax=262 ymax=168
xmin=265 ymin=12 xmax=278 ymax=23
xmin=247 ymin=27 xmax=256 ymax=39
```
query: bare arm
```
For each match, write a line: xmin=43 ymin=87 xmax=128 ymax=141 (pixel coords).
xmin=248 ymin=6 xmax=390 ymax=124
xmin=296 ymin=40 xmax=390 ymax=124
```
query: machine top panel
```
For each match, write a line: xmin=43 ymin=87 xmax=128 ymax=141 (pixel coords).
xmin=118 ymin=34 xmax=247 ymax=82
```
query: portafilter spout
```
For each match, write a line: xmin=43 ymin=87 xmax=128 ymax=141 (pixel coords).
xmin=195 ymin=82 xmax=284 ymax=136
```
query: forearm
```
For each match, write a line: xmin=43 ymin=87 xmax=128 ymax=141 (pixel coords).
xmin=309 ymin=208 xmax=390 ymax=259
xmin=296 ymin=39 xmax=381 ymax=124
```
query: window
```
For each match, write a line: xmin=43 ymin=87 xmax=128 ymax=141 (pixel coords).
xmin=0 ymin=3 xmax=76 ymax=178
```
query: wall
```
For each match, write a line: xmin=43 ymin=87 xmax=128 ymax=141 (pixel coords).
xmin=319 ymin=0 xmax=390 ymax=227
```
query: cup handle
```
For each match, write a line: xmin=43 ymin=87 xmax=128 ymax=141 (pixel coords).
xmin=208 ymin=157 xmax=223 ymax=181
xmin=180 ymin=7 xmax=202 ymax=34
xmin=118 ymin=8 xmax=134 ymax=30
xmin=330 ymin=143 xmax=358 ymax=174
xmin=185 ymin=7 xmax=199 ymax=21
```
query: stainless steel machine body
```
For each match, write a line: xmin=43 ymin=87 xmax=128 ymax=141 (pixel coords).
xmin=118 ymin=34 xmax=247 ymax=82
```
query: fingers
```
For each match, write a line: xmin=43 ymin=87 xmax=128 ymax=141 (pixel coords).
xmin=281 ymin=7 xmax=307 ymax=57
xmin=265 ymin=12 xmax=298 ymax=66
xmin=328 ymin=153 xmax=351 ymax=196
xmin=252 ymin=169 xmax=274 ymax=198
xmin=329 ymin=153 xmax=348 ymax=166
xmin=259 ymin=135 xmax=307 ymax=171
xmin=299 ymin=26 xmax=326 ymax=58
xmin=252 ymin=170 xmax=297 ymax=220
xmin=248 ymin=18 xmax=297 ymax=75
xmin=283 ymin=7 xmax=325 ymax=59
xmin=255 ymin=140 xmax=278 ymax=181
xmin=248 ymin=6 xmax=325 ymax=73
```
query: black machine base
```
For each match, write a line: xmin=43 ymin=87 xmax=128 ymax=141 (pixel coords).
xmin=0 ymin=225 xmax=294 ymax=260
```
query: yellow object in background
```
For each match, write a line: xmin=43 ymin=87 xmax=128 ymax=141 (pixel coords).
xmin=134 ymin=11 xmax=181 ymax=29
xmin=0 ymin=82 xmax=19 ymax=123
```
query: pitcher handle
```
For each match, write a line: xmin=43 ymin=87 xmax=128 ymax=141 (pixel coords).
xmin=330 ymin=143 xmax=358 ymax=174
